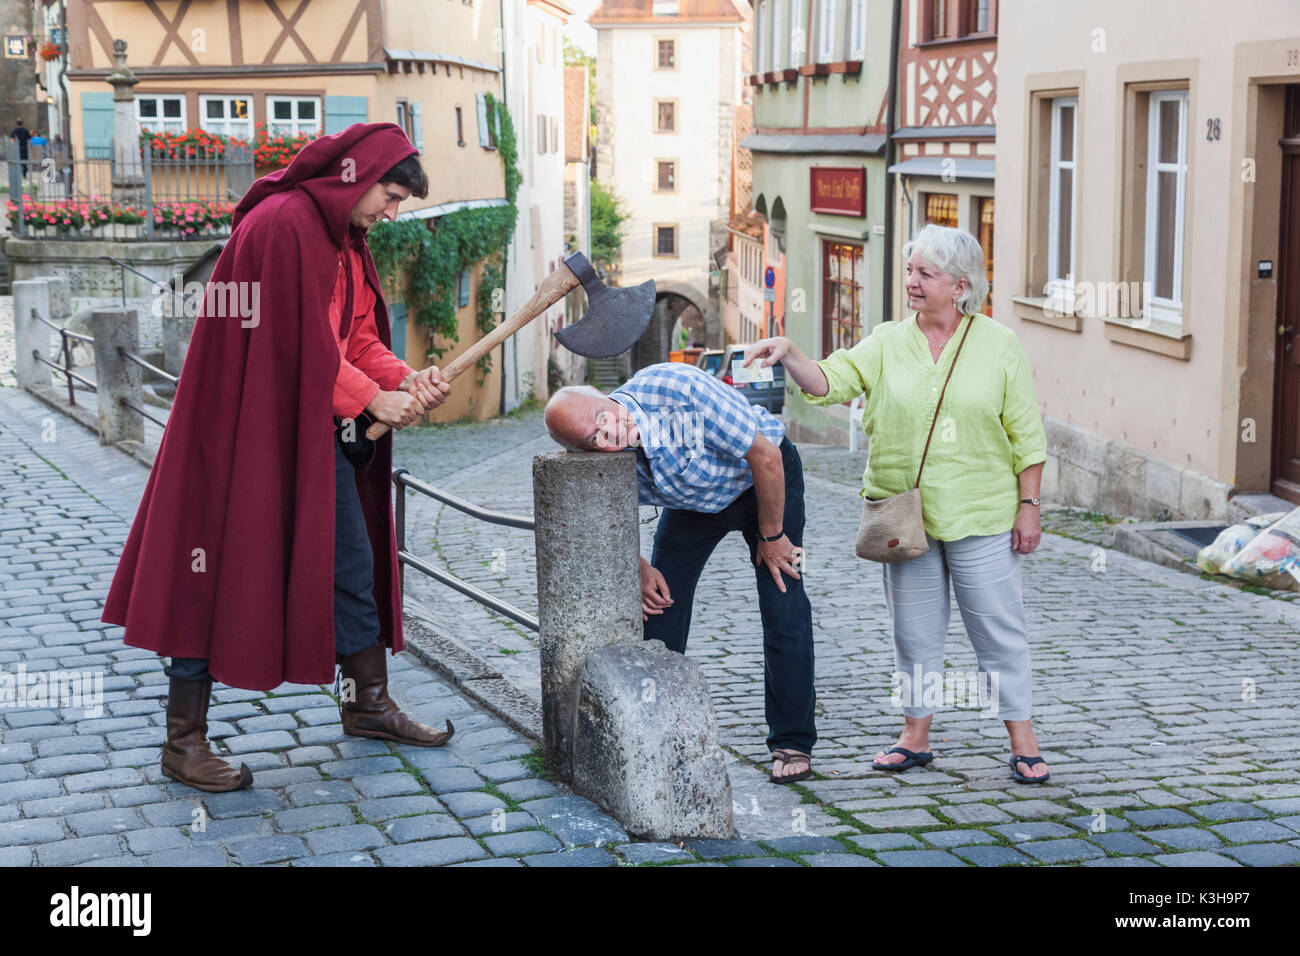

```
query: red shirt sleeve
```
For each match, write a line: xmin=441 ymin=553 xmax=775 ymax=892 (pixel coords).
xmin=345 ymin=310 xmax=415 ymax=392
xmin=329 ymin=247 xmax=414 ymax=419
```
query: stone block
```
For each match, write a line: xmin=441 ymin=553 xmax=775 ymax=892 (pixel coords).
xmin=569 ymin=641 xmax=732 ymax=841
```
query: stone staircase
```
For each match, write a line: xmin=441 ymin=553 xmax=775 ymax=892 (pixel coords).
xmin=587 ymin=356 xmax=622 ymax=392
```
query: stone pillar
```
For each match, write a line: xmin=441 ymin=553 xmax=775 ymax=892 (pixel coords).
xmin=106 ymin=39 xmax=144 ymax=207
xmin=532 ymin=450 xmax=642 ymax=778
xmin=39 ymin=275 xmax=71 ymax=322
xmin=12 ymin=279 xmax=52 ymax=389
xmin=161 ymin=271 xmax=195 ymax=375
xmin=92 ymin=308 xmax=144 ymax=445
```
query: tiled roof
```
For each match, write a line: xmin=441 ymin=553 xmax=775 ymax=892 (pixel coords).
xmin=589 ymin=0 xmax=748 ymax=25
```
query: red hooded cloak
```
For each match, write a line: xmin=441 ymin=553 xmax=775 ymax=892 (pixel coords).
xmin=101 ymin=122 xmax=418 ymax=691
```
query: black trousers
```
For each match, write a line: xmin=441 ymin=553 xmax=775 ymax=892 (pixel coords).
xmin=165 ymin=430 xmax=380 ymax=682
xmin=642 ymin=438 xmax=817 ymax=754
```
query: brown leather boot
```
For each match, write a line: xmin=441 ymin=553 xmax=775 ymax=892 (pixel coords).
xmin=160 ymin=677 xmax=253 ymax=792
xmin=338 ymin=644 xmax=454 ymax=747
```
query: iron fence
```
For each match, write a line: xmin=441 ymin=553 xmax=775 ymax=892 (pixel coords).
xmin=4 ymin=142 xmax=251 ymax=241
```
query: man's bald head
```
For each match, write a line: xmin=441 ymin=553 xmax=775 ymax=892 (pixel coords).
xmin=544 ymin=386 xmax=640 ymax=452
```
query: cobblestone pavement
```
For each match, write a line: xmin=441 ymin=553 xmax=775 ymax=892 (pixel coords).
xmin=0 ymin=387 xmax=722 ymax=868
xmin=395 ymin=409 xmax=1300 ymax=865
xmin=5 ymin=381 xmax=1300 ymax=867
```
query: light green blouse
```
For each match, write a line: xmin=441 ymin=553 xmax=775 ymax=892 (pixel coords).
xmin=802 ymin=313 xmax=1047 ymax=541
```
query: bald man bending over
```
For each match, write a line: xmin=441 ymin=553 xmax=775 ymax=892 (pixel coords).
xmin=544 ymin=364 xmax=817 ymax=784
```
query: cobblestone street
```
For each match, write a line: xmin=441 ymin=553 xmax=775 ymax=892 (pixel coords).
xmin=4 ymin=381 xmax=1300 ymax=867
xmin=397 ymin=409 xmax=1300 ymax=865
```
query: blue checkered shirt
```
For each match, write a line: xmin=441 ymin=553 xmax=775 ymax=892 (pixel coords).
xmin=611 ymin=363 xmax=786 ymax=513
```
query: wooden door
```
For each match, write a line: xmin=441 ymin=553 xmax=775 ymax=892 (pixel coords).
xmin=1273 ymin=85 xmax=1300 ymax=501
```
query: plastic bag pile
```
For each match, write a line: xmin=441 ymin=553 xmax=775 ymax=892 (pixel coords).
xmin=1196 ymin=507 xmax=1300 ymax=590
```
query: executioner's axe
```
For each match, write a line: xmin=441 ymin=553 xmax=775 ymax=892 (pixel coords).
xmin=366 ymin=251 xmax=654 ymax=440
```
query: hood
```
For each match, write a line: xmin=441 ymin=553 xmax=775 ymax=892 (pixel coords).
xmin=231 ymin=122 xmax=418 ymax=248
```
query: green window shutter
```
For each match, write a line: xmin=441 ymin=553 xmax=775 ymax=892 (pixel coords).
xmin=80 ymin=92 xmax=114 ymax=159
xmin=476 ymin=92 xmax=490 ymax=147
xmin=324 ymin=95 xmax=368 ymax=135
xmin=411 ymin=102 xmax=423 ymax=150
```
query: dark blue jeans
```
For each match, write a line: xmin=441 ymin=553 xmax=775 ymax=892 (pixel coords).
xmin=165 ymin=429 xmax=380 ymax=682
xmin=643 ymin=437 xmax=816 ymax=754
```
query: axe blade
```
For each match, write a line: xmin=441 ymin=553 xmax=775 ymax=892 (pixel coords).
xmin=555 ymin=277 xmax=656 ymax=359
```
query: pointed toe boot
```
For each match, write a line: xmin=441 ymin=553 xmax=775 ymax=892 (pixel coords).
xmin=338 ymin=644 xmax=454 ymax=747
xmin=160 ymin=677 xmax=253 ymax=792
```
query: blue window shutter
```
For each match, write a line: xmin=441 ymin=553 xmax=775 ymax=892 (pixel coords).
xmin=476 ymin=93 xmax=490 ymax=147
xmin=458 ymin=271 xmax=471 ymax=307
xmin=324 ymin=95 xmax=368 ymax=135
xmin=387 ymin=303 xmax=407 ymax=362
xmin=80 ymin=92 xmax=114 ymax=159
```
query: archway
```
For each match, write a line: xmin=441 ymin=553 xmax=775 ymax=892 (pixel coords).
xmin=631 ymin=282 xmax=718 ymax=371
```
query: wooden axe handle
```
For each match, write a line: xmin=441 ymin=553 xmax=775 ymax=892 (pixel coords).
xmin=365 ymin=262 xmax=582 ymax=440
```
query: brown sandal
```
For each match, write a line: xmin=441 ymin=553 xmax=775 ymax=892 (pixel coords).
xmin=769 ymin=748 xmax=812 ymax=784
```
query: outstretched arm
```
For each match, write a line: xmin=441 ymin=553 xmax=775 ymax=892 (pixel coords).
xmin=743 ymin=337 xmax=829 ymax=397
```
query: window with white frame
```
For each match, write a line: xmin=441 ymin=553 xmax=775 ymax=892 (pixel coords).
xmin=136 ymin=95 xmax=185 ymax=134
xmin=788 ymin=0 xmax=805 ymax=66
xmin=849 ymin=0 xmax=867 ymax=61
xmin=1046 ymin=96 xmax=1078 ymax=310
xmin=1143 ymin=90 xmax=1188 ymax=322
xmin=199 ymin=95 xmax=253 ymax=139
xmin=770 ymin=0 xmax=785 ymax=72
xmin=817 ymin=0 xmax=838 ymax=64
xmin=269 ymin=96 xmax=320 ymax=137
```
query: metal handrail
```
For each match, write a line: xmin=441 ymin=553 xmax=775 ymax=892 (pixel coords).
xmin=391 ymin=466 xmax=538 ymax=633
xmin=97 ymin=253 xmax=202 ymax=310
xmin=31 ymin=311 xmax=94 ymax=343
xmin=32 ymin=353 xmax=96 ymax=391
xmin=395 ymin=470 xmax=535 ymax=530
xmin=400 ymin=552 xmax=539 ymax=632
xmin=120 ymin=347 xmax=179 ymax=386
xmin=29 ymin=308 xmax=90 ymax=406
xmin=119 ymin=395 xmax=168 ymax=430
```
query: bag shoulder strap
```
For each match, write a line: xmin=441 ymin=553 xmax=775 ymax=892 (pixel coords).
xmin=914 ymin=314 xmax=977 ymax=488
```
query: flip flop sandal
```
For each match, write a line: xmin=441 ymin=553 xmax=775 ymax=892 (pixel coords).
xmin=769 ymin=748 xmax=812 ymax=784
xmin=1010 ymin=754 xmax=1051 ymax=784
xmin=873 ymin=746 xmax=934 ymax=771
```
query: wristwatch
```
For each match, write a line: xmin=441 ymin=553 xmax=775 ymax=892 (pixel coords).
xmin=1020 ymin=497 xmax=1041 ymax=507
xmin=757 ymin=529 xmax=784 ymax=542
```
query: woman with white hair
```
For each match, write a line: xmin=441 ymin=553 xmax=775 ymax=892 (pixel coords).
xmin=744 ymin=223 xmax=1052 ymax=784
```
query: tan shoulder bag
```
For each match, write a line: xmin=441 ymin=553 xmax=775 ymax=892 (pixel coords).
xmin=855 ymin=314 xmax=976 ymax=562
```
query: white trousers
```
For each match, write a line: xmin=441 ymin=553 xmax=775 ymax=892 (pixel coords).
xmin=881 ymin=531 xmax=1034 ymax=722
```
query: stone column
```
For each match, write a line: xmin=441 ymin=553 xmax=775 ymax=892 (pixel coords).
xmin=161 ymin=271 xmax=195 ymax=376
xmin=12 ymin=279 xmax=52 ymax=389
xmin=106 ymin=39 xmax=144 ymax=207
xmin=92 ymin=308 xmax=144 ymax=445
xmin=532 ymin=450 xmax=642 ymax=779
xmin=39 ymin=275 xmax=71 ymax=322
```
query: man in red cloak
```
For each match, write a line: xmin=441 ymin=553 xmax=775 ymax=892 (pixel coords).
xmin=102 ymin=123 xmax=456 ymax=792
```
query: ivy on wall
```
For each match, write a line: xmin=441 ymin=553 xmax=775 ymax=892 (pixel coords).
xmin=370 ymin=93 xmax=518 ymax=381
